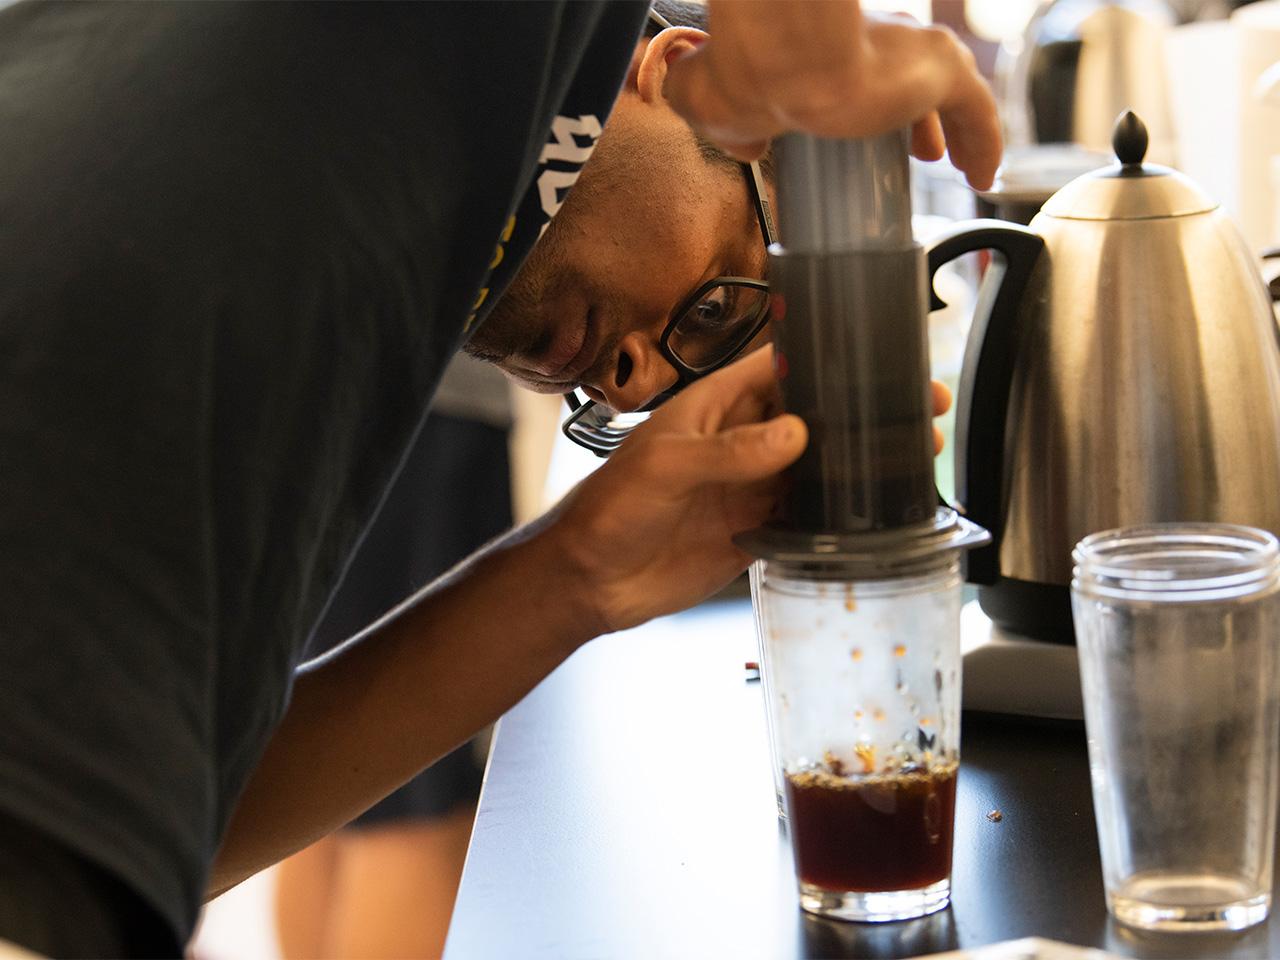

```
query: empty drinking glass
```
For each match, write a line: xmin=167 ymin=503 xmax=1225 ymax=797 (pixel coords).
xmin=1072 ymin=523 xmax=1280 ymax=932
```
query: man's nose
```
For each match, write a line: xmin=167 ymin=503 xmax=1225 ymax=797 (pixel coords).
xmin=594 ymin=330 xmax=679 ymax=413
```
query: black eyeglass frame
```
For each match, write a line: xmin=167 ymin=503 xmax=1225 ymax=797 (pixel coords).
xmin=562 ymin=157 xmax=778 ymax=456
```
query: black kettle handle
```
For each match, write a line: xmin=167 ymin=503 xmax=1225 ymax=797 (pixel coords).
xmin=927 ymin=220 xmax=1046 ymax=585
xmin=1264 ymin=247 xmax=1280 ymax=304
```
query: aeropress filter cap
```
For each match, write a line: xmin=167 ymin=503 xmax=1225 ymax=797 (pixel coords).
xmin=735 ymin=131 xmax=989 ymax=576
xmin=737 ymin=507 xmax=990 ymax=579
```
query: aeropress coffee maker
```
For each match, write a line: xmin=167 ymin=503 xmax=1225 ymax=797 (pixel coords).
xmin=737 ymin=131 xmax=989 ymax=923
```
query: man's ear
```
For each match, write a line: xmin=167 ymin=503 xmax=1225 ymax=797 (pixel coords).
xmin=624 ymin=27 xmax=708 ymax=105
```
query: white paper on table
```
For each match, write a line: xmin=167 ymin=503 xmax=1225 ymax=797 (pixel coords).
xmin=911 ymin=936 xmax=1122 ymax=960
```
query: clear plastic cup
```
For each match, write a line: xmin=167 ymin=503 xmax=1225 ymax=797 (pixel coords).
xmin=754 ymin=555 xmax=964 ymax=922
xmin=749 ymin=560 xmax=787 ymax=819
xmin=1072 ymin=523 xmax=1280 ymax=932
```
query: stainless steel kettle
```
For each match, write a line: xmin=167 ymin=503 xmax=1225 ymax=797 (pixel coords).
xmin=929 ymin=111 xmax=1280 ymax=643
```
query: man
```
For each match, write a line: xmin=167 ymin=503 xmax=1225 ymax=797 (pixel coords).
xmin=468 ymin=2 xmax=997 ymax=415
xmin=0 ymin=1 xmax=998 ymax=955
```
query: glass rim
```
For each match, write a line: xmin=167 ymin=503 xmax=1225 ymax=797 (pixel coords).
xmin=1072 ymin=523 xmax=1280 ymax=603
xmin=758 ymin=558 xmax=962 ymax=598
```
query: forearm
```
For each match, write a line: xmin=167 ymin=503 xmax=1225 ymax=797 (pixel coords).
xmin=207 ymin=516 xmax=597 ymax=898
xmin=208 ymin=347 xmax=807 ymax=899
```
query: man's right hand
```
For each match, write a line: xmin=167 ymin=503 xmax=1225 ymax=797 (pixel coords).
xmin=211 ymin=347 xmax=805 ymax=896
xmin=543 ymin=346 xmax=807 ymax=637
xmin=663 ymin=1 xmax=1001 ymax=191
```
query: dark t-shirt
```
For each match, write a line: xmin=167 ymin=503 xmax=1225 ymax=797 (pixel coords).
xmin=0 ymin=0 xmax=645 ymax=944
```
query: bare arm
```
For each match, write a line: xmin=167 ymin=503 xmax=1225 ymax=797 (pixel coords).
xmin=206 ymin=518 xmax=589 ymax=899
xmin=207 ymin=347 xmax=807 ymax=897
xmin=664 ymin=0 xmax=1002 ymax=190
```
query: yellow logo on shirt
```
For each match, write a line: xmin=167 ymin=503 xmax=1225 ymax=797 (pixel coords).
xmin=462 ymin=113 xmax=602 ymax=332
xmin=464 ymin=214 xmax=517 ymax=332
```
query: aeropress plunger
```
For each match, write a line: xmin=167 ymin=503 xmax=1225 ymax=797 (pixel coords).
xmin=737 ymin=131 xmax=989 ymax=922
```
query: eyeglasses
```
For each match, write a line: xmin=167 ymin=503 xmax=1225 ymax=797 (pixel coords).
xmin=562 ymin=158 xmax=778 ymax=456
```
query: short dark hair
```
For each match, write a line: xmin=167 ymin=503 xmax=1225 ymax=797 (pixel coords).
xmin=646 ymin=0 xmax=708 ymax=35
xmin=644 ymin=1 xmax=775 ymax=186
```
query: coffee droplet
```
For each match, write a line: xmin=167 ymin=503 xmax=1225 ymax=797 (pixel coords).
xmin=894 ymin=644 xmax=907 ymax=658
xmin=854 ymin=743 xmax=877 ymax=774
xmin=823 ymin=750 xmax=847 ymax=777
xmin=850 ymin=648 xmax=863 ymax=662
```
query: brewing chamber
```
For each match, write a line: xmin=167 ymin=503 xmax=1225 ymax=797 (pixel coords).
xmin=735 ymin=130 xmax=990 ymax=922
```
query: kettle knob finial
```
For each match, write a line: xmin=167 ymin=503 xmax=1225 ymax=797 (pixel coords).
xmin=1112 ymin=111 xmax=1149 ymax=168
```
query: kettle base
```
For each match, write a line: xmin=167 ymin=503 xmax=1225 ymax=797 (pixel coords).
xmin=977 ymin=577 xmax=1074 ymax=645
xmin=960 ymin=600 xmax=1083 ymax=720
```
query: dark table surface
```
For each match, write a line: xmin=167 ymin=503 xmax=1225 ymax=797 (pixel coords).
xmin=445 ymin=599 xmax=1280 ymax=959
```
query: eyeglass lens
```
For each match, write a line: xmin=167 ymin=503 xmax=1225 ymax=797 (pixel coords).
xmin=668 ymin=282 xmax=771 ymax=372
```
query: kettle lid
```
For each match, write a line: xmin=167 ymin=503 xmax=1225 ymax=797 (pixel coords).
xmin=1039 ymin=111 xmax=1217 ymax=221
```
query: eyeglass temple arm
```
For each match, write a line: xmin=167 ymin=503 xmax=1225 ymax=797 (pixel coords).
xmin=647 ymin=8 xmax=674 ymax=31
xmin=745 ymin=161 xmax=777 ymax=246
